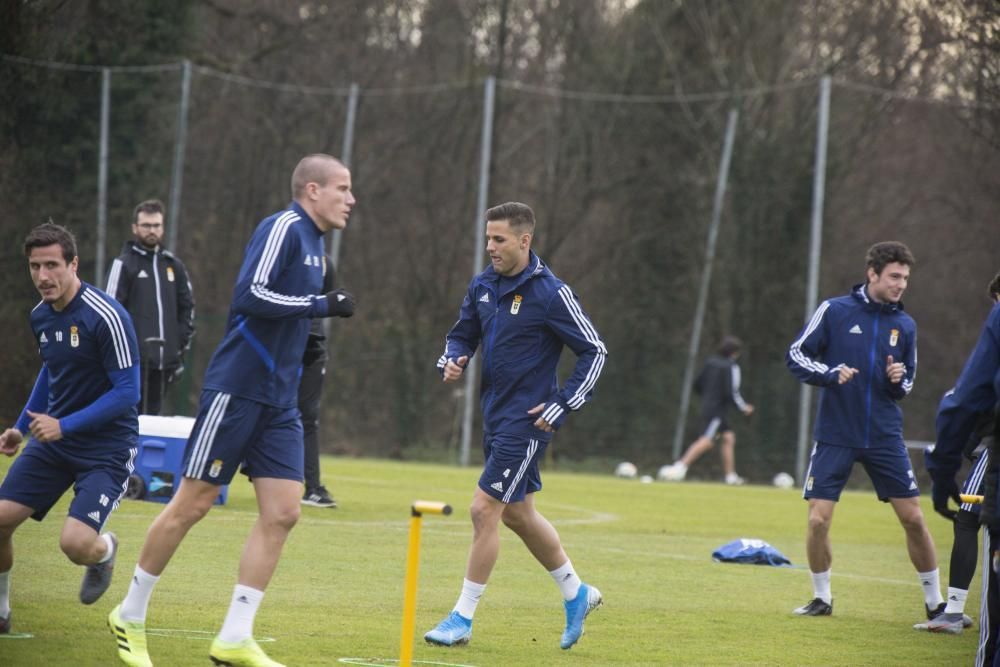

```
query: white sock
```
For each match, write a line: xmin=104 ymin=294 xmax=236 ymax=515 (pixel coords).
xmin=944 ymin=587 xmax=968 ymax=614
xmin=549 ymin=561 xmax=582 ymax=601
xmin=97 ymin=533 xmax=115 ymax=563
xmin=811 ymin=569 xmax=832 ymax=604
xmin=453 ymin=579 xmax=485 ymax=620
xmin=218 ymin=584 xmax=264 ymax=643
xmin=918 ymin=569 xmax=944 ymax=608
xmin=0 ymin=570 xmax=10 ymax=618
xmin=120 ymin=566 xmax=160 ymax=622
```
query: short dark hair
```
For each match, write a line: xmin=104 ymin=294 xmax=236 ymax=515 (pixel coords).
xmin=865 ymin=241 xmax=915 ymax=276
xmin=134 ymin=199 xmax=165 ymax=223
xmin=485 ymin=201 xmax=535 ymax=233
xmin=989 ymin=272 xmax=1000 ymax=302
xmin=24 ymin=222 xmax=77 ymax=263
xmin=718 ymin=335 xmax=743 ymax=357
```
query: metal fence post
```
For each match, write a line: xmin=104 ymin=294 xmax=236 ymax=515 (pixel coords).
xmin=167 ymin=59 xmax=191 ymax=251
xmin=96 ymin=67 xmax=111 ymax=284
xmin=795 ymin=75 xmax=832 ymax=483
xmin=671 ymin=108 xmax=739 ymax=461
xmin=459 ymin=76 xmax=496 ymax=467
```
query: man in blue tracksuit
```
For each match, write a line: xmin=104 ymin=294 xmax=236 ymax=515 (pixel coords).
xmin=425 ymin=202 xmax=607 ymax=651
xmin=787 ymin=241 xmax=945 ymax=624
xmin=1 ymin=223 xmax=140 ymax=635
xmin=926 ymin=276 xmax=1000 ymax=664
xmin=109 ymin=154 xmax=356 ymax=667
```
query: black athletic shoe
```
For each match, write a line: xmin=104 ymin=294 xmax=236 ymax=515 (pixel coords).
xmin=793 ymin=598 xmax=832 ymax=616
xmin=0 ymin=613 xmax=9 ymax=634
xmin=80 ymin=532 xmax=117 ymax=605
xmin=302 ymin=486 xmax=337 ymax=508
xmin=926 ymin=602 xmax=973 ymax=628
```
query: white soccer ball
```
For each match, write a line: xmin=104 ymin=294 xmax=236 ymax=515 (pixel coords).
xmin=639 ymin=475 xmax=654 ymax=484
xmin=772 ymin=472 xmax=795 ymax=489
xmin=615 ymin=461 xmax=639 ymax=479
xmin=614 ymin=461 xmax=638 ymax=479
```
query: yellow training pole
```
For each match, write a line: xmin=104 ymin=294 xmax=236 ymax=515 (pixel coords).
xmin=400 ymin=500 xmax=452 ymax=667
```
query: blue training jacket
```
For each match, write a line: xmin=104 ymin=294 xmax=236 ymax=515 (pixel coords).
xmin=438 ymin=251 xmax=607 ymax=442
xmin=787 ymin=283 xmax=917 ymax=449
xmin=202 ymin=202 xmax=336 ymax=408
xmin=16 ymin=282 xmax=140 ymax=450
xmin=926 ymin=302 xmax=1000 ymax=478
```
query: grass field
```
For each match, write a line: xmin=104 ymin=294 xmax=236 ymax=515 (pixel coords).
xmin=0 ymin=455 xmax=982 ymax=666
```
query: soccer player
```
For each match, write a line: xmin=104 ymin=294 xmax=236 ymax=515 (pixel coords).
xmin=108 ymin=154 xmax=356 ymax=667
xmin=919 ymin=276 xmax=1000 ymax=636
xmin=926 ymin=273 xmax=1000 ymax=661
xmin=105 ymin=198 xmax=195 ymax=415
xmin=660 ymin=335 xmax=754 ymax=485
xmin=425 ymin=202 xmax=607 ymax=650
xmin=0 ymin=223 xmax=139 ymax=635
xmin=786 ymin=241 xmax=947 ymax=623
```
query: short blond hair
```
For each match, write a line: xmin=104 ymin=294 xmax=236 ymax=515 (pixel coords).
xmin=291 ymin=154 xmax=345 ymax=199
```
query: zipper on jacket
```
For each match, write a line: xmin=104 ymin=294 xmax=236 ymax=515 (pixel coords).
xmin=152 ymin=252 xmax=166 ymax=368
xmin=484 ymin=291 xmax=502 ymax=417
xmin=864 ymin=310 xmax=881 ymax=448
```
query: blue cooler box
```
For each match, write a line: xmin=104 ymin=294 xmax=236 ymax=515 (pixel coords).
xmin=127 ymin=415 xmax=228 ymax=505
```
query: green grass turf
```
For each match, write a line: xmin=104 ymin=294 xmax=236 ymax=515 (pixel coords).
xmin=0 ymin=455 xmax=980 ymax=665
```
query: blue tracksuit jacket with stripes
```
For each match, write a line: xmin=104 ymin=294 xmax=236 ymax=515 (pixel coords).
xmin=787 ymin=283 xmax=917 ymax=449
xmin=926 ymin=303 xmax=1000 ymax=479
xmin=15 ymin=282 xmax=140 ymax=450
xmin=202 ymin=202 xmax=335 ymax=408
xmin=438 ymin=252 xmax=607 ymax=442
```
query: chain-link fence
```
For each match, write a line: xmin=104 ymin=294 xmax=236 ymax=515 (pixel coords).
xmin=3 ymin=53 xmax=998 ymax=483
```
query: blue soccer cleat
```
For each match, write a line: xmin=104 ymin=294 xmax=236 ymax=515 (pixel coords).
xmin=560 ymin=583 xmax=603 ymax=649
xmin=424 ymin=611 xmax=473 ymax=646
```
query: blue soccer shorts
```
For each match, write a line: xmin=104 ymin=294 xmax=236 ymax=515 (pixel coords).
xmin=183 ymin=390 xmax=303 ymax=485
xmin=700 ymin=414 xmax=731 ymax=440
xmin=0 ymin=439 xmax=136 ymax=531
xmin=478 ymin=434 xmax=548 ymax=504
xmin=803 ymin=440 xmax=919 ymax=502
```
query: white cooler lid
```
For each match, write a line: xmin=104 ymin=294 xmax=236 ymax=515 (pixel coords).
xmin=138 ymin=415 xmax=196 ymax=438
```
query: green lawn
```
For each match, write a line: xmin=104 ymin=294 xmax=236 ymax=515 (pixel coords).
xmin=0 ymin=455 xmax=981 ymax=665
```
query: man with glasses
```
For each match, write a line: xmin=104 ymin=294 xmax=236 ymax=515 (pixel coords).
xmin=106 ymin=200 xmax=195 ymax=415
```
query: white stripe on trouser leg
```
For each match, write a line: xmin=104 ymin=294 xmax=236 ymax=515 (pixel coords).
xmin=975 ymin=526 xmax=991 ymax=667
xmin=186 ymin=393 xmax=231 ymax=478
xmin=502 ymin=439 xmax=538 ymax=504
xmin=704 ymin=417 xmax=721 ymax=439
xmin=801 ymin=443 xmax=817 ymax=498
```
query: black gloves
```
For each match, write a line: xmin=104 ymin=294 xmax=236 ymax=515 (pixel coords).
xmin=326 ymin=289 xmax=355 ymax=318
xmin=930 ymin=471 xmax=961 ymax=522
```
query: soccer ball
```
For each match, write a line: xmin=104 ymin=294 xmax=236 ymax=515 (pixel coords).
xmin=772 ymin=472 xmax=795 ymax=489
xmin=614 ymin=461 xmax=638 ymax=479
xmin=639 ymin=475 xmax=654 ymax=484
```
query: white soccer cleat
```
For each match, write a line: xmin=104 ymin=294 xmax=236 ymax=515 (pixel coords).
xmin=657 ymin=463 xmax=687 ymax=482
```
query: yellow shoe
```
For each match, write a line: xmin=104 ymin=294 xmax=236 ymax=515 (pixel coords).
xmin=108 ymin=604 xmax=153 ymax=667
xmin=209 ymin=637 xmax=285 ymax=667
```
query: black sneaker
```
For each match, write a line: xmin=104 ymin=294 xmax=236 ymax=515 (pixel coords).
xmin=80 ymin=532 xmax=117 ymax=605
xmin=0 ymin=613 xmax=9 ymax=634
xmin=793 ymin=598 xmax=832 ymax=616
xmin=302 ymin=486 xmax=337 ymax=508
xmin=925 ymin=602 xmax=973 ymax=628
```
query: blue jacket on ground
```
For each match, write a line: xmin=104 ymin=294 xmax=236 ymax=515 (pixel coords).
xmin=438 ymin=251 xmax=607 ymax=442
xmin=787 ymin=283 xmax=917 ymax=449
xmin=926 ymin=302 xmax=1000 ymax=478
xmin=202 ymin=202 xmax=336 ymax=408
